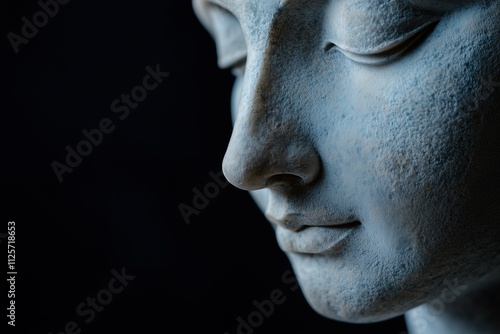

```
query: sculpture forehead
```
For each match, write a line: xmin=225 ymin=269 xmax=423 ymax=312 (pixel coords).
xmin=197 ymin=0 xmax=459 ymax=13
xmin=194 ymin=0 xmax=280 ymax=38
xmin=197 ymin=0 xmax=283 ymax=15
xmin=195 ymin=0 xmax=435 ymax=56
xmin=199 ymin=0 xmax=285 ymax=8
xmin=195 ymin=0 xmax=462 ymax=37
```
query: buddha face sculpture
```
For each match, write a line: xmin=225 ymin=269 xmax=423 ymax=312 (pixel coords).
xmin=193 ymin=0 xmax=500 ymax=324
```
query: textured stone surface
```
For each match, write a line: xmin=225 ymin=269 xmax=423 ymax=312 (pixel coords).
xmin=193 ymin=0 xmax=500 ymax=332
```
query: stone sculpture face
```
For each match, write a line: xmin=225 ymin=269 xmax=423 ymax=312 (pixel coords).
xmin=193 ymin=0 xmax=500 ymax=323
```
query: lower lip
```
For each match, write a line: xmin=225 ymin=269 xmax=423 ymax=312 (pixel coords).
xmin=275 ymin=222 xmax=360 ymax=254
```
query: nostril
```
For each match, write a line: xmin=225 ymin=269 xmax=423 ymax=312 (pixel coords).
xmin=223 ymin=125 xmax=322 ymax=190
xmin=265 ymin=174 xmax=305 ymax=188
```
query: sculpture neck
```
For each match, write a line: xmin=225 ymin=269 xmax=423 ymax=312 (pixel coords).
xmin=405 ymin=270 xmax=500 ymax=334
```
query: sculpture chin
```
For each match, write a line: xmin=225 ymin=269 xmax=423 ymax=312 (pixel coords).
xmin=290 ymin=260 xmax=422 ymax=324
xmin=305 ymin=299 xmax=403 ymax=324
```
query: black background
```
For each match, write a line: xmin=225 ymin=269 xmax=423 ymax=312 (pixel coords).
xmin=1 ymin=1 xmax=408 ymax=333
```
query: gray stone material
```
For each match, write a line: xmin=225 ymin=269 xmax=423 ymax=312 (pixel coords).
xmin=193 ymin=1 xmax=500 ymax=332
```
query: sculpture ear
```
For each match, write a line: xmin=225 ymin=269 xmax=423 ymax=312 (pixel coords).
xmin=191 ymin=0 xmax=247 ymax=70
xmin=192 ymin=0 xmax=213 ymax=36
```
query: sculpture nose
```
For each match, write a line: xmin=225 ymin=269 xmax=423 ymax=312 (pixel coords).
xmin=222 ymin=130 xmax=321 ymax=191
xmin=222 ymin=58 xmax=321 ymax=191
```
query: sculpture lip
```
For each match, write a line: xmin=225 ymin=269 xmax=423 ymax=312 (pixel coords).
xmin=265 ymin=212 xmax=361 ymax=232
xmin=275 ymin=221 xmax=361 ymax=254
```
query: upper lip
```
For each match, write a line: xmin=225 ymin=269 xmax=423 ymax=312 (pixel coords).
xmin=265 ymin=212 xmax=360 ymax=232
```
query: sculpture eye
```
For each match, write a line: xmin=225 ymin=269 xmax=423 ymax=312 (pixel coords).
xmin=324 ymin=0 xmax=442 ymax=66
xmin=328 ymin=20 xmax=439 ymax=65
xmin=207 ymin=4 xmax=247 ymax=73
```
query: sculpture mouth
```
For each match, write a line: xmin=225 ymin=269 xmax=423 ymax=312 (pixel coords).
xmin=294 ymin=220 xmax=361 ymax=232
xmin=266 ymin=211 xmax=360 ymax=231
xmin=275 ymin=220 xmax=361 ymax=255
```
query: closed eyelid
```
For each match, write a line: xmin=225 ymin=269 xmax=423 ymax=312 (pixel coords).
xmin=325 ymin=0 xmax=442 ymax=54
xmin=330 ymin=20 xmax=440 ymax=65
xmin=336 ymin=19 xmax=440 ymax=56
